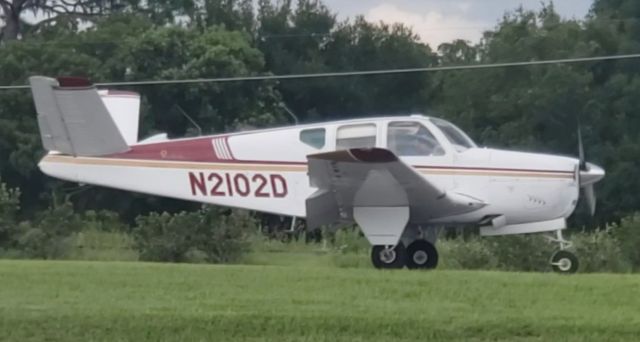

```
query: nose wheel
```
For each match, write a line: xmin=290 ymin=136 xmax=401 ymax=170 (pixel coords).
xmin=550 ymin=250 xmax=579 ymax=274
xmin=547 ymin=230 xmax=579 ymax=274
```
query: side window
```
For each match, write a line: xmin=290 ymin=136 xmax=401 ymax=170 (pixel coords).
xmin=300 ymin=128 xmax=326 ymax=149
xmin=336 ymin=124 xmax=377 ymax=149
xmin=387 ymin=121 xmax=444 ymax=156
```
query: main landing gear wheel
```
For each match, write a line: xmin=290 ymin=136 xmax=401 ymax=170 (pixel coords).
xmin=406 ymin=240 xmax=439 ymax=270
xmin=550 ymin=250 xmax=579 ymax=274
xmin=371 ymin=244 xmax=406 ymax=269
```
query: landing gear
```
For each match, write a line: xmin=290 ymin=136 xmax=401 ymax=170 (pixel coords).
xmin=406 ymin=240 xmax=439 ymax=270
xmin=547 ymin=230 xmax=579 ymax=274
xmin=550 ymin=250 xmax=579 ymax=274
xmin=368 ymin=225 xmax=440 ymax=270
xmin=371 ymin=244 xmax=406 ymax=269
xmin=370 ymin=239 xmax=439 ymax=270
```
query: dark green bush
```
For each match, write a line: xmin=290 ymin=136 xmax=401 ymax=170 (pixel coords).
xmin=439 ymin=237 xmax=498 ymax=270
xmin=484 ymin=234 xmax=552 ymax=272
xmin=81 ymin=210 xmax=129 ymax=232
xmin=573 ymin=229 xmax=629 ymax=273
xmin=611 ymin=214 xmax=640 ymax=272
xmin=132 ymin=206 xmax=255 ymax=263
xmin=332 ymin=226 xmax=370 ymax=254
xmin=18 ymin=203 xmax=82 ymax=259
xmin=0 ymin=179 xmax=20 ymax=249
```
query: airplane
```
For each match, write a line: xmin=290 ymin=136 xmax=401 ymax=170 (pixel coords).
xmin=29 ymin=76 xmax=605 ymax=274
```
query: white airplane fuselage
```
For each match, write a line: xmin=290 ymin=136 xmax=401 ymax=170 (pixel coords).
xmin=39 ymin=115 xmax=599 ymax=235
xmin=28 ymin=75 xmax=607 ymax=272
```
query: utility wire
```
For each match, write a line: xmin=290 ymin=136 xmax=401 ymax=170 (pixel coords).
xmin=1 ymin=53 xmax=640 ymax=90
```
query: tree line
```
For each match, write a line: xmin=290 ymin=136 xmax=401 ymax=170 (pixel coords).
xmin=1 ymin=0 xmax=639 ymax=232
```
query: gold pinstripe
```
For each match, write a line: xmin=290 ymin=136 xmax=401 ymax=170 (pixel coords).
xmin=41 ymin=155 xmax=574 ymax=179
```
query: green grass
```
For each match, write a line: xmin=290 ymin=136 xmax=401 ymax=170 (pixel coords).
xmin=1 ymin=260 xmax=640 ymax=341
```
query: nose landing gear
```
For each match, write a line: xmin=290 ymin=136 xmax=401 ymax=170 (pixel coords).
xmin=547 ymin=230 xmax=579 ymax=274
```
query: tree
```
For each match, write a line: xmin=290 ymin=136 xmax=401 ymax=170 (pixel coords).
xmin=0 ymin=0 xmax=198 ymax=42
xmin=122 ymin=25 xmax=286 ymax=135
xmin=0 ymin=178 xmax=20 ymax=248
xmin=257 ymin=1 xmax=437 ymax=121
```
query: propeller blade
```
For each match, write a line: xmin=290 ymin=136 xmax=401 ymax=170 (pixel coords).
xmin=583 ymin=184 xmax=596 ymax=216
xmin=577 ymin=119 xmax=587 ymax=170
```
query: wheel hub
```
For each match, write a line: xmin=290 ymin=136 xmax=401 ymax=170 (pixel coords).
xmin=379 ymin=249 xmax=397 ymax=264
xmin=557 ymin=257 xmax=572 ymax=272
xmin=412 ymin=250 xmax=428 ymax=265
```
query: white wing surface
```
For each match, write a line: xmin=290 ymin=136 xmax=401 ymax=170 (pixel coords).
xmin=306 ymin=148 xmax=486 ymax=245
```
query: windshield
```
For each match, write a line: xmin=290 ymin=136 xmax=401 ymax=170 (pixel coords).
xmin=430 ymin=118 xmax=476 ymax=152
xmin=387 ymin=121 xmax=445 ymax=156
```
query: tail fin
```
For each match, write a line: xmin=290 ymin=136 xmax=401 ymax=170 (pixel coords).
xmin=98 ymin=89 xmax=140 ymax=145
xmin=29 ymin=76 xmax=130 ymax=156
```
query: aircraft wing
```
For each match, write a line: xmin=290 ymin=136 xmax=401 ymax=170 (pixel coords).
xmin=306 ymin=148 xmax=486 ymax=244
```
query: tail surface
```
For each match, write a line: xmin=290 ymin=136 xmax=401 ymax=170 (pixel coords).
xmin=29 ymin=76 xmax=131 ymax=156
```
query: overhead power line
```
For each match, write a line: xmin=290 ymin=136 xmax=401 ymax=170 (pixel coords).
xmin=1 ymin=53 xmax=640 ymax=90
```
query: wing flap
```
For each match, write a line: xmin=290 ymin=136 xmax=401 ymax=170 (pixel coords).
xmin=306 ymin=148 xmax=486 ymax=230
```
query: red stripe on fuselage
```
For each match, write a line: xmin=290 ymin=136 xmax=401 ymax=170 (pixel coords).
xmin=112 ymin=137 xmax=223 ymax=162
xmin=108 ymin=138 xmax=572 ymax=175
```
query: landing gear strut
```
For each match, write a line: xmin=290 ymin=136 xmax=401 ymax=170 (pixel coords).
xmin=547 ymin=230 xmax=579 ymax=274
xmin=371 ymin=244 xmax=406 ymax=269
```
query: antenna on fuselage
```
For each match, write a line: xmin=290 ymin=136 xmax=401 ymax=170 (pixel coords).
xmin=175 ymin=105 xmax=203 ymax=136
xmin=280 ymin=103 xmax=299 ymax=125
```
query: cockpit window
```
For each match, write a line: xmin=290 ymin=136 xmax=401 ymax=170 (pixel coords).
xmin=387 ymin=121 xmax=445 ymax=156
xmin=430 ymin=118 xmax=476 ymax=152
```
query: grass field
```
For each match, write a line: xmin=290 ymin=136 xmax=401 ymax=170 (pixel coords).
xmin=1 ymin=260 xmax=640 ymax=341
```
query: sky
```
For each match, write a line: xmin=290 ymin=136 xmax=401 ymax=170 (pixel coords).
xmin=322 ymin=0 xmax=593 ymax=47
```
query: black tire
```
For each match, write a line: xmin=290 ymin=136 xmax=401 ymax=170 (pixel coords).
xmin=551 ymin=250 xmax=579 ymax=274
xmin=406 ymin=240 xmax=439 ymax=270
xmin=371 ymin=244 xmax=406 ymax=269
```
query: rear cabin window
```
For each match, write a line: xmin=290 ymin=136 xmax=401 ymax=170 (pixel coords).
xmin=300 ymin=128 xmax=326 ymax=149
xmin=336 ymin=124 xmax=377 ymax=149
xmin=387 ymin=121 xmax=445 ymax=156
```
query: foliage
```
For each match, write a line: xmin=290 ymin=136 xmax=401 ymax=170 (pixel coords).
xmin=438 ymin=237 xmax=499 ymax=270
xmin=320 ymin=224 xmax=636 ymax=273
xmin=573 ymin=228 xmax=630 ymax=273
xmin=485 ymin=235 xmax=554 ymax=272
xmin=610 ymin=213 xmax=640 ymax=271
xmin=132 ymin=206 xmax=254 ymax=263
xmin=81 ymin=209 xmax=130 ymax=232
xmin=0 ymin=178 xmax=20 ymax=249
xmin=66 ymin=228 xmax=138 ymax=261
xmin=331 ymin=226 xmax=370 ymax=254
xmin=17 ymin=202 xmax=82 ymax=259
